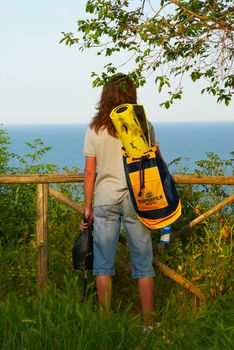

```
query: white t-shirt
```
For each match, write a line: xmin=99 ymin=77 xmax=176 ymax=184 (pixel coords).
xmin=83 ymin=122 xmax=158 ymax=206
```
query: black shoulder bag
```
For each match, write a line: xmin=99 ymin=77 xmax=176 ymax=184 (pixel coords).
xmin=72 ymin=215 xmax=93 ymax=294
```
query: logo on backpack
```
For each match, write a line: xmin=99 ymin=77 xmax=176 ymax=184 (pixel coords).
xmin=138 ymin=191 xmax=164 ymax=205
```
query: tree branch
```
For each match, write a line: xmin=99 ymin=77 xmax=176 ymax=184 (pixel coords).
xmin=169 ymin=0 xmax=234 ymax=31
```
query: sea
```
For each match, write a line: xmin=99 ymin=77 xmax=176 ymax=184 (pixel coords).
xmin=2 ymin=123 xmax=234 ymax=174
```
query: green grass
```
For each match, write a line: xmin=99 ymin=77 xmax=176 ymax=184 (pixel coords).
xmin=0 ymin=278 xmax=233 ymax=350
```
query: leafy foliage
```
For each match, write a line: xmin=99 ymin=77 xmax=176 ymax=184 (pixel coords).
xmin=0 ymin=129 xmax=11 ymax=173
xmin=61 ymin=0 xmax=234 ymax=108
xmin=164 ymin=152 xmax=234 ymax=299
xmin=1 ymin=136 xmax=234 ymax=348
xmin=0 ymin=127 xmax=233 ymax=320
xmin=0 ymin=128 xmax=83 ymax=296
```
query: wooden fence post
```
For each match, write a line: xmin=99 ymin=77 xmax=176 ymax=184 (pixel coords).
xmin=36 ymin=184 xmax=49 ymax=291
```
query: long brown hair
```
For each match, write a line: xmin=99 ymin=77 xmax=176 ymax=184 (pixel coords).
xmin=90 ymin=74 xmax=137 ymax=137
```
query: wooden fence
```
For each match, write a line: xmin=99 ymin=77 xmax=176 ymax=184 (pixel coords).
xmin=1 ymin=173 xmax=234 ymax=301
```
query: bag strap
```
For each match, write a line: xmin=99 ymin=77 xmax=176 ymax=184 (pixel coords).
xmin=136 ymin=155 xmax=150 ymax=197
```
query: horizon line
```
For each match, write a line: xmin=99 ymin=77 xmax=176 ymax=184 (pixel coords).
xmin=2 ymin=120 xmax=233 ymax=126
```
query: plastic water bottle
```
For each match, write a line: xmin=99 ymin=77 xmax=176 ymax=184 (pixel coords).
xmin=160 ymin=225 xmax=172 ymax=245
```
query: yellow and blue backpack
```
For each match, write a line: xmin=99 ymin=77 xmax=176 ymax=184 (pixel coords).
xmin=110 ymin=104 xmax=181 ymax=229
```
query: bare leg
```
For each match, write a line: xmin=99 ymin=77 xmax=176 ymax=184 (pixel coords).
xmin=138 ymin=277 xmax=154 ymax=325
xmin=96 ymin=275 xmax=112 ymax=316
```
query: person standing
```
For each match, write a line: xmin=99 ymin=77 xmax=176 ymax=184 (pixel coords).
xmin=80 ymin=74 xmax=157 ymax=328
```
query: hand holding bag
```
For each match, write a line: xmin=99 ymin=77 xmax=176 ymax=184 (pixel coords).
xmin=72 ymin=215 xmax=93 ymax=271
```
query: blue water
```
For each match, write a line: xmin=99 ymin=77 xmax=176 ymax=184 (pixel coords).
xmin=3 ymin=123 xmax=234 ymax=173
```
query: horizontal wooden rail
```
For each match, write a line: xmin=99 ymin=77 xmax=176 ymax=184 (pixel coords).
xmin=0 ymin=173 xmax=234 ymax=185
xmin=0 ymin=173 xmax=84 ymax=184
xmin=173 ymin=174 xmax=234 ymax=185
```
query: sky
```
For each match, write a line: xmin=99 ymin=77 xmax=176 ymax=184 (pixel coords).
xmin=1 ymin=0 xmax=233 ymax=125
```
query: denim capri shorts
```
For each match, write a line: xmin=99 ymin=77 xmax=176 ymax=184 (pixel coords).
xmin=93 ymin=195 xmax=155 ymax=279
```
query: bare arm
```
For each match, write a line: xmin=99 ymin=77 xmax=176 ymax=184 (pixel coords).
xmin=80 ymin=155 xmax=96 ymax=230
